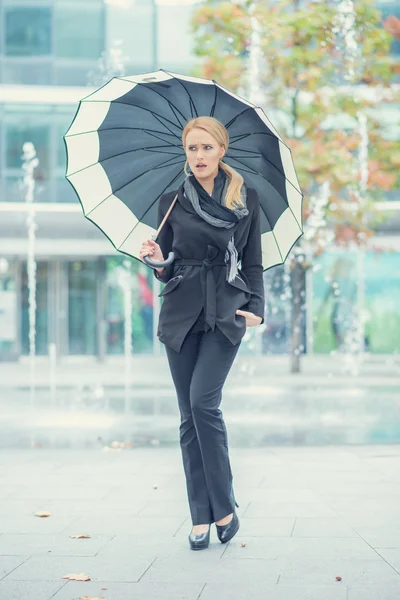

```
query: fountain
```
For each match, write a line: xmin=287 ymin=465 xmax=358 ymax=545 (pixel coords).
xmin=334 ymin=0 xmax=369 ymax=374
xmin=116 ymin=261 xmax=134 ymax=412
xmin=87 ymin=39 xmax=128 ymax=87
xmin=21 ymin=142 xmax=39 ymax=408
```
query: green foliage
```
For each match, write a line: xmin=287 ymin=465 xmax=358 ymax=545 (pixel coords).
xmin=190 ymin=0 xmax=400 ymax=254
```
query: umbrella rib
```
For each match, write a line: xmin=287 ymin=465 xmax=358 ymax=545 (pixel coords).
xmin=137 ymin=168 xmax=183 ymax=224
xmin=161 ymin=70 xmax=199 ymax=119
xmin=95 ymin=98 xmax=182 ymax=141
xmin=228 ymin=156 xmax=303 ymax=232
xmin=85 ymin=158 xmax=185 ymax=219
xmin=144 ymin=130 xmax=183 ymax=149
xmin=150 ymin=111 xmax=183 ymax=142
xmin=224 ymin=107 xmax=253 ymax=129
xmin=118 ymin=168 xmax=184 ymax=250
xmin=65 ymin=126 xmax=179 ymax=139
xmin=118 ymin=76 xmax=188 ymax=129
xmin=230 ymin=125 xmax=295 ymax=156
xmin=227 ymin=145 xmax=263 ymax=157
xmin=67 ymin=145 xmax=184 ymax=178
xmin=230 ymin=132 xmax=277 ymax=144
xmin=229 ymin=152 xmax=303 ymax=197
xmin=210 ymin=82 xmax=218 ymax=118
xmin=227 ymin=153 xmax=262 ymax=160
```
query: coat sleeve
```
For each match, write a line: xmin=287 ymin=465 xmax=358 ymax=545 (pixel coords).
xmin=241 ymin=190 xmax=265 ymax=324
xmin=153 ymin=195 xmax=175 ymax=284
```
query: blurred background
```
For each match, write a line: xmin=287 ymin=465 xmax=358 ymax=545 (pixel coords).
xmin=0 ymin=0 xmax=399 ymax=447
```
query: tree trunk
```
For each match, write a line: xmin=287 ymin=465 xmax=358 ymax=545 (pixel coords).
xmin=290 ymin=256 xmax=306 ymax=373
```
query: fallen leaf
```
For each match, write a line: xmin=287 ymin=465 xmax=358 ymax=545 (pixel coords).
xmin=62 ymin=573 xmax=91 ymax=581
xmin=241 ymin=542 xmax=247 ymax=547
xmin=35 ymin=511 xmax=51 ymax=518
xmin=336 ymin=576 xmax=342 ymax=581
xmin=69 ymin=533 xmax=92 ymax=539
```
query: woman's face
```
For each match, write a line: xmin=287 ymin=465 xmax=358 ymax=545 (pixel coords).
xmin=185 ymin=128 xmax=225 ymax=181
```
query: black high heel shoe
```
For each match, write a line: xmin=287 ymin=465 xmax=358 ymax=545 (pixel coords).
xmin=216 ymin=502 xmax=240 ymax=544
xmin=188 ymin=525 xmax=210 ymax=551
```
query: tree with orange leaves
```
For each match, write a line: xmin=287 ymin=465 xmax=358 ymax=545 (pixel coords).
xmin=190 ymin=0 xmax=400 ymax=371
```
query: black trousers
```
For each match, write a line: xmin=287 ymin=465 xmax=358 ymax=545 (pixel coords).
xmin=165 ymin=326 xmax=241 ymax=525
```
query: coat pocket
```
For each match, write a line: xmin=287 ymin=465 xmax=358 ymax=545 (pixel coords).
xmin=158 ymin=275 xmax=183 ymax=297
xmin=227 ymin=274 xmax=253 ymax=295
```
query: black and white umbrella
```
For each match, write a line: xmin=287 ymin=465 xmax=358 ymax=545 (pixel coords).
xmin=64 ymin=69 xmax=303 ymax=270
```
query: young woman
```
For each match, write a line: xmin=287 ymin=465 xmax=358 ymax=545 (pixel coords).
xmin=140 ymin=116 xmax=265 ymax=551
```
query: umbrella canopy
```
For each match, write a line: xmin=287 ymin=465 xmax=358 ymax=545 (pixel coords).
xmin=64 ymin=69 xmax=303 ymax=270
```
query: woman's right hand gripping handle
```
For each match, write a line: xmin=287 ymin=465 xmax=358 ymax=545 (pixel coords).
xmin=139 ymin=239 xmax=165 ymax=275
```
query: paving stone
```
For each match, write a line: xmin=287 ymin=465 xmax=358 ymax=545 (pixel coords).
xmin=278 ymin=557 xmax=400 ymax=586
xmin=222 ymin=537 xmax=381 ymax=560
xmin=0 ymin=555 xmax=30 ymax=578
xmin=292 ymin=518 xmax=358 ymax=538
xmin=2 ymin=554 xmax=156 ymax=582
xmin=347 ymin=586 xmax=400 ymax=600
xmin=236 ymin=488 xmax=322 ymax=503
xmin=239 ymin=517 xmax=295 ymax=537
xmin=140 ymin=555 xmax=284 ymax=583
xmin=135 ymin=500 xmax=190 ymax=517
xmin=244 ymin=501 xmax=338 ymax=518
xmin=350 ymin=526 xmax=400 ymax=549
xmin=0 ymin=533 xmax=112 ymax=557
xmin=0 ymin=514 xmax=78 ymax=534
xmin=0 ymin=581 xmax=66 ymax=600
xmin=61 ymin=515 xmax=186 ymax=537
xmin=51 ymin=580 xmax=205 ymax=600
xmin=17 ymin=498 xmax=148 ymax=515
xmin=374 ymin=549 xmax=400 ymax=571
xmin=198 ymin=583 xmax=347 ymax=600
xmin=8 ymin=485 xmax=111 ymax=500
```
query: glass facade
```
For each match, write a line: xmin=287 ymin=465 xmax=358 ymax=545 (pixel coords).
xmin=0 ymin=0 xmax=106 ymax=86
xmin=54 ymin=3 xmax=103 ymax=60
xmin=313 ymin=249 xmax=400 ymax=354
xmin=5 ymin=6 xmax=52 ymax=57
xmin=0 ymin=249 xmax=399 ymax=358
xmin=0 ymin=103 xmax=77 ymax=203
xmin=67 ymin=260 xmax=98 ymax=355
xmin=0 ymin=258 xmax=17 ymax=359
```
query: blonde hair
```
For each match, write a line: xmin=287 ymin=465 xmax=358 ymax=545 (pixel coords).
xmin=182 ymin=116 xmax=245 ymax=210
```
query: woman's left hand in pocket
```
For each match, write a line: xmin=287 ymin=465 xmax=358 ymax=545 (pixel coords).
xmin=236 ymin=309 xmax=263 ymax=327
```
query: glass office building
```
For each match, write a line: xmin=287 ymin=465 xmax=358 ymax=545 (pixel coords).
xmin=0 ymin=0 xmax=399 ymax=360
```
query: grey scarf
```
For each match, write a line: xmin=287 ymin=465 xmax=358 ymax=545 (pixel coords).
xmin=183 ymin=170 xmax=249 ymax=282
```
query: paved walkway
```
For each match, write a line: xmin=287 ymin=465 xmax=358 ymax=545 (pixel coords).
xmin=1 ymin=446 xmax=400 ymax=599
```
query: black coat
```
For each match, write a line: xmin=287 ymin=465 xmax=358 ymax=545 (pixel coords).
xmin=153 ymin=184 xmax=265 ymax=353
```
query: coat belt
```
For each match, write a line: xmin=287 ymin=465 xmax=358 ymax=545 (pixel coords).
xmin=175 ymin=249 xmax=226 ymax=332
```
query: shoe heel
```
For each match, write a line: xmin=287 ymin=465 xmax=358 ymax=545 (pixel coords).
xmin=235 ymin=501 xmax=239 ymax=508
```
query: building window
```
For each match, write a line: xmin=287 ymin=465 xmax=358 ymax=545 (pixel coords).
xmin=105 ymin=258 xmax=154 ymax=355
xmin=5 ymin=7 xmax=52 ymax=57
xmin=5 ymin=113 xmax=51 ymax=201
xmin=5 ymin=119 xmax=50 ymax=171
xmin=55 ymin=3 xmax=104 ymax=60
xmin=68 ymin=260 xmax=98 ymax=354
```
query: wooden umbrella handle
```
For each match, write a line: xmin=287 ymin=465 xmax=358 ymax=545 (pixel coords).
xmin=154 ymin=193 xmax=178 ymax=239
xmin=144 ymin=193 xmax=178 ymax=268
